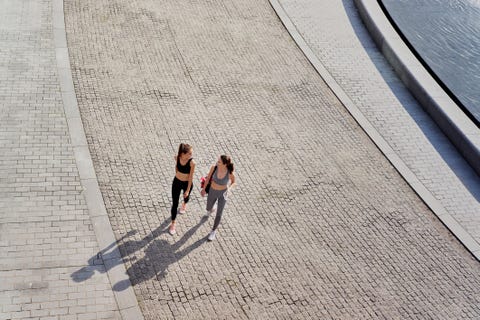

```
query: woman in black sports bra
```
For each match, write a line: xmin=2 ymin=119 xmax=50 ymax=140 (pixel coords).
xmin=169 ymin=143 xmax=195 ymax=235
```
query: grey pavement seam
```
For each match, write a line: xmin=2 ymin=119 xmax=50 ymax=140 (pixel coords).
xmin=269 ymin=0 xmax=480 ymax=261
xmin=52 ymin=0 xmax=145 ymax=318
xmin=354 ymin=0 xmax=480 ymax=177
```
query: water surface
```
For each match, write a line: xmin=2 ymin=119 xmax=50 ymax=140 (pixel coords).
xmin=380 ymin=0 xmax=480 ymax=125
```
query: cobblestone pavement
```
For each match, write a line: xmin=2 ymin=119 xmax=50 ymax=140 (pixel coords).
xmin=63 ymin=0 xmax=480 ymax=320
xmin=0 ymin=0 xmax=121 ymax=319
xmin=277 ymin=0 xmax=480 ymax=247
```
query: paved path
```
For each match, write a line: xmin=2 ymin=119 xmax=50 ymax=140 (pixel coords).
xmin=274 ymin=0 xmax=480 ymax=254
xmin=1 ymin=0 xmax=480 ymax=319
xmin=63 ymin=0 xmax=480 ymax=319
xmin=0 ymin=0 xmax=141 ymax=319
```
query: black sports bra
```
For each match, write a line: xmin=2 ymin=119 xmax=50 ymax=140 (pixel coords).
xmin=176 ymin=158 xmax=192 ymax=174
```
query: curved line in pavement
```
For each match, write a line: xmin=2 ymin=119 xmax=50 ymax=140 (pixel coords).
xmin=268 ymin=0 xmax=480 ymax=262
xmin=52 ymin=0 xmax=145 ymax=318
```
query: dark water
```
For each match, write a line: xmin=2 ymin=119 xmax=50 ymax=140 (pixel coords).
xmin=380 ymin=0 xmax=480 ymax=125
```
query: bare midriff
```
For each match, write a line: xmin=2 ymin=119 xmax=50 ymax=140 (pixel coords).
xmin=175 ymin=171 xmax=190 ymax=181
xmin=211 ymin=180 xmax=228 ymax=191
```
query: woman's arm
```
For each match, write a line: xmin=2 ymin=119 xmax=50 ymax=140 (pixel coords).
xmin=228 ymin=172 xmax=236 ymax=190
xmin=200 ymin=165 xmax=215 ymax=196
xmin=204 ymin=165 xmax=215 ymax=187
xmin=184 ymin=160 xmax=195 ymax=198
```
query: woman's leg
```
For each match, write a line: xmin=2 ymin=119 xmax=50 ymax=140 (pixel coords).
xmin=179 ymin=180 xmax=192 ymax=213
xmin=171 ymin=178 xmax=182 ymax=222
xmin=206 ymin=189 xmax=219 ymax=212
xmin=182 ymin=181 xmax=193 ymax=203
xmin=212 ymin=190 xmax=227 ymax=230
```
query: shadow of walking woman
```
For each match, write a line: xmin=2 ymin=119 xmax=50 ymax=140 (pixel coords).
xmin=114 ymin=215 xmax=209 ymax=290
xmin=71 ymin=218 xmax=170 ymax=283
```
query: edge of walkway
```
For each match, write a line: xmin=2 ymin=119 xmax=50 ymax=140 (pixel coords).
xmin=353 ymin=0 xmax=480 ymax=177
xmin=53 ymin=0 xmax=145 ymax=318
xmin=268 ymin=0 xmax=480 ymax=261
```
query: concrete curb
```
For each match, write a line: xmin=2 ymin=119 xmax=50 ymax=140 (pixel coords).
xmin=268 ymin=0 xmax=480 ymax=261
xmin=52 ymin=0 xmax=145 ymax=318
xmin=353 ymin=0 xmax=480 ymax=177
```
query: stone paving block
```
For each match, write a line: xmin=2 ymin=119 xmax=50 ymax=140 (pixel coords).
xmin=3 ymin=0 xmax=479 ymax=319
xmin=277 ymin=0 xmax=480 ymax=244
xmin=0 ymin=0 xmax=124 ymax=318
xmin=63 ymin=0 xmax=480 ymax=319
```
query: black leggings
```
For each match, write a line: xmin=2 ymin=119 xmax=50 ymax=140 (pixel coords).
xmin=171 ymin=177 xmax=192 ymax=221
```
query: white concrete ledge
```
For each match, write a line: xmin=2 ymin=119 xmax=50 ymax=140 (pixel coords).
xmin=269 ymin=0 xmax=480 ymax=262
xmin=353 ymin=0 xmax=480 ymax=177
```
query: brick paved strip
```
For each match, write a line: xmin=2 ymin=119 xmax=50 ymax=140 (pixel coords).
xmin=0 ymin=267 xmax=119 ymax=320
xmin=0 ymin=0 xmax=140 ymax=319
xmin=64 ymin=0 xmax=480 ymax=319
xmin=53 ymin=0 xmax=144 ymax=318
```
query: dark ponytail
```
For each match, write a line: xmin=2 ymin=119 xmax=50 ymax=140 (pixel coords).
xmin=221 ymin=155 xmax=234 ymax=173
xmin=177 ymin=143 xmax=192 ymax=160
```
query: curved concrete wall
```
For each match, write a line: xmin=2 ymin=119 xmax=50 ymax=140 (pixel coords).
xmin=354 ymin=0 xmax=480 ymax=177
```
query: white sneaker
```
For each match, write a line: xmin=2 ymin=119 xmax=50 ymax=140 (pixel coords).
xmin=207 ymin=230 xmax=216 ymax=241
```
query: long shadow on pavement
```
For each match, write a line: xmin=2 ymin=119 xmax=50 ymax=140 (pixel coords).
xmin=112 ymin=215 xmax=209 ymax=290
xmin=71 ymin=215 xmax=208 ymax=290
